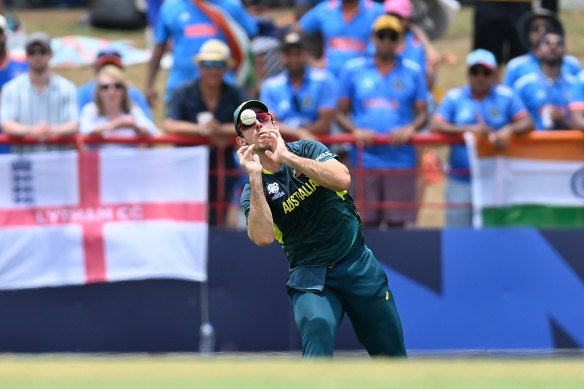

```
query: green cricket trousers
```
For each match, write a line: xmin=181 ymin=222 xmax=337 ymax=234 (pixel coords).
xmin=287 ymin=245 xmax=406 ymax=358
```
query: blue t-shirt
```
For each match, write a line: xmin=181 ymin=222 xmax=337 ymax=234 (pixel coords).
xmin=299 ymin=0 xmax=384 ymax=77
xmin=434 ymin=84 xmax=528 ymax=182
xmin=338 ymin=56 xmax=427 ymax=169
xmin=260 ymin=67 xmax=337 ymax=128
xmin=0 ymin=58 xmax=28 ymax=154
xmin=209 ymin=0 xmax=258 ymax=38
xmin=504 ymin=51 xmax=581 ymax=88
xmin=77 ymin=81 xmax=153 ymax=120
xmin=513 ymin=70 xmax=579 ymax=131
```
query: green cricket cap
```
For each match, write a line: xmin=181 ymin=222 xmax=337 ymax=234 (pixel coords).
xmin=233 ymin=100 xmax=269 ymax=134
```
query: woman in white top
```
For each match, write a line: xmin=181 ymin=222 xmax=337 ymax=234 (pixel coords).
xmin=80 ymin=65 xmax=157 ymax=148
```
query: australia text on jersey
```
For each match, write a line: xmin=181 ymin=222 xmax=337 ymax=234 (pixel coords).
xmin=282 ymin=179 xmax=321 ymax=214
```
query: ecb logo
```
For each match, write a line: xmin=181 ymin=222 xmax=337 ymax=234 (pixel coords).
xmin=570 ymin=166 xmax=584 ymax=199
xmin=11 ymin=158 xmax=34 ymax=204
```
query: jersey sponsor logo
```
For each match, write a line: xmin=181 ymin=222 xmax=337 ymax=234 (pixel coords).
xmin=316 ymin=151 xmax=333 ymax=161
xmin=364 ymin=98 xmax=398 ymax=109
xmin=329 ymin=37 xmax=366 ymax=52
xmin=267 ymin=182 xmax=285 ymax=200
xmin=282 ymin=179 xmax=320 ymax=214
xmin=184 ymin=24 xmax=219 ymax=38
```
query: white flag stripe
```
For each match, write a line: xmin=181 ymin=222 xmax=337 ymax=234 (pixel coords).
xmin=100 ymin=147 xmax=209 ymax=204
xmin=104 ymin=221 xmax=208 ymax=282
xmin=477 ymin=158 xmax=584 ymax=207
xmin=0 ymin=225 xmax=86 ymax=289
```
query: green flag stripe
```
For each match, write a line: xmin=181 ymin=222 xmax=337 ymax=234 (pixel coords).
xmin=483 ymin=205 xmax=584 ymax=228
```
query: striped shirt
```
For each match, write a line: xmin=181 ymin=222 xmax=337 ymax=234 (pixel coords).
xmin=1 ymin=73 xmax=78 ymax=153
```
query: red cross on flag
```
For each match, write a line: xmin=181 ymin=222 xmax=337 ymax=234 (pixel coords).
xmin=0 ymin=147 xmax=209 ymax=289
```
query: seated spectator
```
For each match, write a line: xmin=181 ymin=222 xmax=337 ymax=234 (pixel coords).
xmin=259 ymin=32 xmax=337 ymax=141
xmin=0 ymin=14 xmax=28 ymax=154
xmin=163 ymin=39 xmax=248 ymax=226
xmin=431 ymin=49 xmax=533 ymax=227
xmin=513 ymin=30 xmax=580 ymax=130
xmin=1 ymin=32 xmax=78 ymax=153
xmin=568 ymin=70 xmax=584 ymax=130
xmin=504 ymin=8 xmax=581 ymax=88
xmin=79 ymin=65 xmax=158 ymax=150
xmin=77 ymin=48 xmax=152 ymax=119
xmin=336 ymin=15 xmax=428 ymax=228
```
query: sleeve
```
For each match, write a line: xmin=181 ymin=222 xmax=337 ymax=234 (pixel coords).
xmin=240 ymin=183 xmax=251 ymax=221
xmin=299 ymin=139 xmax=336 ymax=161
xmin=568 ymin=76 xmax=584 ymax=112
xmin=317 ymin=72 xmax=338 ymax=110
xmin=433 ymin=92 xmax=454 ymax=122
xmin=153 ymin=2 xmax=171 ymax=44
xmin=502 ymin=66 xmax=516 ymax=88
xmin=0 ymin=80 xmax=17 ymax=124
xmin=128 ymin=87 xmax=153 ymax=120
xmin=62 ymin=81 xmax=79 ymax=122
xmin=132 ymin=105 xmax=159 ymax=134
xmin=299 ymin=5 xmax=321 ymax=34
xmin=509 ymin=91 xmax=528 ymax=119
xmin=79 ymin=103 xmax=98 ymax=134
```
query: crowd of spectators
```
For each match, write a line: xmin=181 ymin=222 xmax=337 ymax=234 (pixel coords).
xmin=0 ymin=0 xmax=583 ymax=228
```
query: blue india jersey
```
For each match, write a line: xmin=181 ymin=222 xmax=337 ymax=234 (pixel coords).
xmin=504 ymin=51 xmax=581 ymax=88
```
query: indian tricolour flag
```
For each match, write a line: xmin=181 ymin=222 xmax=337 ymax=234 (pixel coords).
xmin=0 ymin=147 xmax=208 ymax=290
xmin=466 ymin=131 xmax=584 ymax=228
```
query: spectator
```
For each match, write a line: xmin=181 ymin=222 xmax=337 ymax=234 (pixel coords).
xmin=0 ymin=14 xmax=28 ymax=154
xmin=77 ymin=48 xmax=152 ymax=119
xmin=163 ymin=39 xmax=247 ymax=225
xmin=298 ymin=0 xmax=385 ymax=77
xmin=513 ymin=30 xmax=580 ymax=130
xmin=431 ymin=49 xmax=533 ymax=227
xmin=472 ymin=0 xmax=531 ymax=65
xmin=336 ymin=15 xmax=428 ymax=228
xmin=80 ymin=65 xmax=157 ymax=150
xmin=146 ymin=0 xmax=255 ymax=106
xmin=259 ymin=32 xmax=337 ymax=141
xmin=248 ymin=35 xmax=284 ymax=99
xmin=568 ymin=70 xmax=584 ymax=131
xmin=504 ymin=8 xmax=581 ymax=88
xmin=1 ymin=32 xmax=78 ymax=153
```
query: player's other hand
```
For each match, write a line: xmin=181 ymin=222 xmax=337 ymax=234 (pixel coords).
xmin=237 ymin=145 xmax=263 ymax=175
xmin=262 ymin=130 xmax=289 ymax=163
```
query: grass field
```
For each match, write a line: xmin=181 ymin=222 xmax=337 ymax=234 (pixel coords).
xmin=1 ymin=355 xmax=584 ymax=388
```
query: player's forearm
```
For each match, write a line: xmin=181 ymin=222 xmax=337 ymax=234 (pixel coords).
xmin=281 ymin=153 xmax=350 ymax=192
xmin=247 ymin=174 xmax=276 ymax=246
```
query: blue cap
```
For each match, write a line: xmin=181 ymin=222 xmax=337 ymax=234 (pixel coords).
xmin=466 ymin=49 xmax=497 ymax=69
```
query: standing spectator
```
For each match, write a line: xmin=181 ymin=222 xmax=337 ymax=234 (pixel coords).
xmin=431 ymin=49 xmax=533 ymax=227
xmin=298 ymin=0 xmax=385 ymax=77
xmin=513 ymin=30 xmax=580 ymax=130
xmin=504 ymin=8 xmax=580 ymax=88
xmin=0 ymin=14 xmax=28 ymax=154
xmin=260 ymin=32 xmax=337 ymax=141
xmin=146 ymin=0 xmax=255 ymax=106
xmin=80 ymin=65 xmax=157 ymax=150
xmin=77 ymin=48 xmax=152 ymax=119
xmin=472 ymin=0 xmax=531 ymax=65
xmin=163 ymin=39 xmax=247 ymax=225
xmin=1 ymin=32 xmax=78 ymax=153
xmin=336 ymin=15 xmax=428 ymax=228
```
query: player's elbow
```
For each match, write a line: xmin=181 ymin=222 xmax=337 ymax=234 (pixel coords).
xmin=248 ymin=230 xmax=275 ymax=247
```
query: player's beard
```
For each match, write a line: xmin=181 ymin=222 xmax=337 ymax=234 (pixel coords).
xmin=254 ymin=142 xmax=274 ymax=153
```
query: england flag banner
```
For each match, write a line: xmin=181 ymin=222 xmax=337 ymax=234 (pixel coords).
xmin=466 ymin=131 xmax=584 ymax=228
xmin=0 ymin=147 xmax=209 ymax=290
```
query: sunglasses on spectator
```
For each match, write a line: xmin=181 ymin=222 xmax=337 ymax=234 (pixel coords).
xmin=469 ymin=66 xmax=493 ymax=77
xmin=237 ymin=112 xmax=273 ymax=136
xmin=99 ymin=82 xmax=124 ymax=91
xmin=376 ymin=30 xmax=399 ymax=41
xmin=530 ymin=22 xmax=553 ymax=32
xmin=26 ymin=47 xmax=50 ymax=56
xmin=200 ymin=60 xmax=227 ymax=69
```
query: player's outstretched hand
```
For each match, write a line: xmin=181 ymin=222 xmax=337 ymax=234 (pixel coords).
xmin=263 ymin=130 xmax=289 ymax=163
xmin=237 ymin=145 xmax=263 ymax=176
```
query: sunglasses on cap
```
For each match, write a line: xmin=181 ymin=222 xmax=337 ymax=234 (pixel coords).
xmin=376 ymin=30 xmax=399 ymax=41
xmin=99 ymin=82 xmax=124 ymax=91
xmin=237 ymin=112 xmax=273 ymax=136
xmin=200 ymin=60 xmax=227 ymax=69
xmin=26 ymin=47 xmax=50 ymax=56
xmin=469 ymin=66 xmax=493 ymax=77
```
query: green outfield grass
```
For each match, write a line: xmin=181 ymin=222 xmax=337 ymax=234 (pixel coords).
xmin=1 ymin=355 xmax=584 ymax=388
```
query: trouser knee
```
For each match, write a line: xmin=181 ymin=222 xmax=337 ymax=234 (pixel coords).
xmin=298 ymin=317 xmax=336 ymax=357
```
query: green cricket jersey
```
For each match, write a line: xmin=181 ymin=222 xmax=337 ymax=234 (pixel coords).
xmin=241 ymin=140 xmax=364 ymax=270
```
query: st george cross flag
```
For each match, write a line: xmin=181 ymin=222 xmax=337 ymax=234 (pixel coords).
xmin=466 ymin=131 xmax=584 ymax=228
xmin=0 ymin=147 xmax=209 ymax=290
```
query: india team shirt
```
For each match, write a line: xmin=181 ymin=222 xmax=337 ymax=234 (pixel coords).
xmin=299 ymin=0 xmax=384 ymax=77
xmin=513 ymin=70 xmax=580 ymax=130
xmin=504 ymin=51 xmax=581 ymax=88
xmin=338 ymin=56 xmax=428 ymax=169
xmin=433 ymin=84 xmax=528 ymax=182
xmin=366 ymin=30 xmax=427 ymax=71
xmin=155 ymin=0 xmax=228 ymax=100
xmin=240 ymin=140 xmax=363 ymax=270
xmin=260 ymin=67 xmax=338 ymax=128
xmin=568 ymin=69 xmax=584 ymax=114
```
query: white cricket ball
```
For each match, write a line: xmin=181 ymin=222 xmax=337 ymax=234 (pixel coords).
xmin=240 ymin=109 xmax=257 ymax=126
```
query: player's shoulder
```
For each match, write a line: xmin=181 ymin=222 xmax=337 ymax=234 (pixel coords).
xmin=493 ymin=84 xmax=514 ymax=97
xmin=263 ymin=72 xmax=287 ymax=88
xmin=514 ymin=72 xmax=539 ymax=91
xmin=443 ymin=86 xmax=465 ymax=100
xmin=344 ymin=56 xmax=368 ymax=72
xmin=565 ymin=54 xmax=581 ymax=68
xmin=308 ymin=66 xmax=335 ymax=81
xmin=506 ymin=54 xmax=532 ymax=70
xmin=401 ymin=57 xmax=422 ymax=73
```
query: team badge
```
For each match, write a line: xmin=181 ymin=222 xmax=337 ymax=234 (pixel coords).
xmin=393 ymin=79 xmax=404 ymax=91
xmin=488 ymin=107 xmax=501 ymax=120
